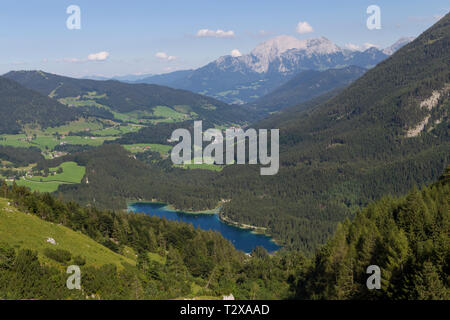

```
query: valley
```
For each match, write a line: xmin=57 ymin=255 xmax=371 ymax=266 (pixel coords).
xmin=0 ymin=6 xmax=448 ymax=302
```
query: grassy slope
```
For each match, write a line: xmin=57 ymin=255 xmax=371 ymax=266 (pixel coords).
xmin=0 ymin=198 xmax=135 ymax=268
xmin=12 ymin=161 xmax=86 ymax=193
xmin=124 ymin=143 xmax=172 ymax=155
xmin=0 ymin=197 xmax=219 ymax=299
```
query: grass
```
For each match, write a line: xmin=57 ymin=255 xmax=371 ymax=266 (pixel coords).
xmin=13 ymin=180 xmax=63 ymax=193
xmin=58 ymin=96 xmax=108 ymax=110
xmin=30 ymin=162 xmax=85 ymax=183
xmin=0 ymin=133 xmax=117 ymax=151
xmin=124 ymin=144 xmax=172 ymax=155
xmin=121 ymin=246 xmax=165 ymax=264
xmin=111 ymin=106 xmax=192 ymax=124
xmin=173 ymin=157 xmax=224 ymax=171
xmin=11 ymin=162 xmax=85 ymax=193
xmin=0 ymin=198 xmax=135 ymax=268
xmin=91 ymin=124 xmax=140 ymax=137
xmin=41 ymin=118 xmax=104 ymax=135
xmin=178 ymin=163 xmax=224 ymax=171
xmin=0 ymin=118 xmax=118 ymax=152
xmin=153 ymin=106 xmax=188 ymax=120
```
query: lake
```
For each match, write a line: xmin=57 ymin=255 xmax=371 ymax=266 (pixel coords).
xmin=128 ymin=202 xmax=281 ymax=254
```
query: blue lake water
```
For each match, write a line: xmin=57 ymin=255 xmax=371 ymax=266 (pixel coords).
xmin=128 ymin=202 xmax=281 ymax=254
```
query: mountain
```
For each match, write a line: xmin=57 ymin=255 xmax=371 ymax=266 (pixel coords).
xmin=230 ymin=13 xmax=449 ymax=251
xmin=136 ymin=70 xmax=194 ymax=86
xmin=294 ymin=172 xmax=449 ymax=299
xmin=246 ymin=65 xmax=367 ymax=114
xmin=83 ymin=73 xmax=154 ymax=82
xmin=138 ymin=36 xmax=390 ymax=104
xmin=0 ymin=198 xmax=133 ymax=268
xmin=3 ymin=70 xmax=252 ymax=125
xmin=0 ymin=76 xmax=78 ymax=134
xmin=383 ymin=36 xmax=415 ymax=55
xmin=58 ymin=13 xmax=448 ymax=254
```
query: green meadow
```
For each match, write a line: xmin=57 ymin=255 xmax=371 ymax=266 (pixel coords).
xmin=0 ymin=133 xmax=117 ymax=151
xmin=12 ymin=161 xmax=85 ymax=193
xmin=173 ymin=157 xmax=224 ymax=171
xmin=123 ymin=143 xmax=172 ymax=155
xmin=0 ymin=198 xmax=134 ymax=268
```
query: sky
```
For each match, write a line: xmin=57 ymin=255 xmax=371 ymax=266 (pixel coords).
xmin=0 ymin=0 xmax=448 ymax=78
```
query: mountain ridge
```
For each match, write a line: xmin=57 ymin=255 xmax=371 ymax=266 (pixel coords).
xmin=0 ymin=76 xmax=79 ymax=134
xmin=3 ymin=70 xmax=252 ymax=125
xmin=247 ymin=65 xmax=367 ymax=114
xmin=137 ymin=36 xmax=411 ymax=104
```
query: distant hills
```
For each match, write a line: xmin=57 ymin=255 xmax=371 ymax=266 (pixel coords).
xmin=0 ymin=76 xmax=78 ymax=134
xmin=247 ymin=65 xmax=367 ymax=114
xmin=224 ymin=13 xmax=449 ymax=250
xmin=3 ymin=70 xmax=251 ymax=125
xmin=82 ymin=73 xmax=154 ymax=82
xmin=46 ymin=13 xmax=448 ymax=254
xmin=382 ymin=36 xmax=416 ymax=55
xmin=136 ymin=36 xmax=412 ymax=104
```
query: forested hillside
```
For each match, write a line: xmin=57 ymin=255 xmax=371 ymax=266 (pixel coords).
xmin=3 ymin=71 xmax=253 ymax=125
xmin=219 ymin=12 xmax=450 ymax=251
xmin=247 ymin=66 xmax=366 ymax=114
xmin=295 ymin=168 xmax=449 ymax=300
xmin=45 ymin=13 xmax=450 ymax=254
xmin=0 ymin=180 xmax=296 ymax=300
xmin=0 ymin=167 xmax=447 ymax=300
xmin=0 ymin=77 xmax=78 ymax=134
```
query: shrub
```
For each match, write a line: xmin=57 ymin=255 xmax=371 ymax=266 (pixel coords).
xmin=43 ymin=248 xmax=72 ymax=263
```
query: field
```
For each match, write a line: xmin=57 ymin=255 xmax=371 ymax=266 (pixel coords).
xmin=12 ymin=161 xmax=85 ymax=193
xmin=0 ymin=133 xmax=117 ymax=151
xmin=0 ymin=198 xmax=135 ymax=268
xmin=153 ymin=106 xmax=189 ymax=121
xmin=174 ymin=156 xmax=224 ymax=171
xmin=110 ymin=106 xmax=193 ymax=124
xmin=123 ymin=143 xmax=172 ymax=155
xmin=40 ymin=118 xmax=104 ymax=135
xmin=90 ymin=124 xmax=141 ymax=136
xmin=177 ymin=163 xmax=224 ymax=171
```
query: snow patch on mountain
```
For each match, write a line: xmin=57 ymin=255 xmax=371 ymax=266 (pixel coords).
xmin=216 ymin=35 xmax=344 ymax=74
xmin=383 ymin=37 xmax=415 ymax=55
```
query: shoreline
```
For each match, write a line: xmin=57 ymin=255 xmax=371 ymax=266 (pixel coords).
xmin=218 ymin=214 xmax=275 ymax=239
xmin=127 ymin=199 xmax=282 ymax=247
xmin=127 ymin=199 xmax=220 ymax=215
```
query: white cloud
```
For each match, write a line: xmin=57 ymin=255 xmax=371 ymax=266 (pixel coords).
xmin=155 ymin=52 xmax=176 ymax=61
xmin=231 ymin=49 xmax=242 ymax=57
xmin=196 ymin=29 xmax=235 ymax=38
xmin=296 ymin=21 xmax=314 ymax=34
xmin=345 ymin=43 xmax=361 ymax=51
xmin=87 ymin=51 xmax=110 ymax=61
xmin=344 ymin=42 xmax=380 ymax=51
xmin=363 ymin=42 xmax=379 ymax=50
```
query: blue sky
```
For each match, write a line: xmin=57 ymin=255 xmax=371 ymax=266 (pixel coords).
xmin=0 ymin=0 xmax=448 ymax=78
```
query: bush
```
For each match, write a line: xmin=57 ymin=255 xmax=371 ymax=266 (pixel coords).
xmin=72 ymin=255 xmax=86 ymax=266
xmin=43 ymin=248 xmax=72 ymax=263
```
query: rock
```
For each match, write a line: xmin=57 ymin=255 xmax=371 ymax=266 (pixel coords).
xmin=46 ymin=237 xmax=57 ymax=245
